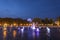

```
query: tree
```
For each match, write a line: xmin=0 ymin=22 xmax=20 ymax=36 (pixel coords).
xmin=32 ymin=17 xmax=42 ymax=24
xmin=49 ymin=18 xmax=54 ymax=24
xmin=44 ymin=18 xmax=49 ymax=24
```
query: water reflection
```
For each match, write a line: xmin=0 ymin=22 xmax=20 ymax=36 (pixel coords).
xmin=32 ymin=31 xmax=35 ymax=38
xmin=13 ymin=30 xmax=16 ymax=38
xmin=36 ymin=30 xmax=40 ymax=37
xmin=0 ymin=27 xmax=60 ymax=40
xmin=3 ymin=31 xmax=7 ymax=39
xmin=3 ymin=28 xmax=7 ymax=31
xmin=46 ymin=27 xmax=50 ymax=36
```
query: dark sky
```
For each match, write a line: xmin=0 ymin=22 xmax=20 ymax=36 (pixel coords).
xmin=0 ymin=0 xmax=60 ymax=18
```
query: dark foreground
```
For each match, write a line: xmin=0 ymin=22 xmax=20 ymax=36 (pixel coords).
xmin=0 ymin=27 xmax=60 ymax=40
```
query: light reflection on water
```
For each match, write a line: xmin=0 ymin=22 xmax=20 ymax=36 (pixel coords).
xmin=3 ymin=31 xmax=7 ymax=39
xmin=13 ymin=30 xmax=17 ymax=38
xmin=0 ymin=27 xmax=60 ymax=40
xmin=32 ymin=31 xmax=35 ymax=38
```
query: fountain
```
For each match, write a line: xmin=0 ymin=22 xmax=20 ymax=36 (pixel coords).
xmin=31 ymin=23 xmax=36 ymax=30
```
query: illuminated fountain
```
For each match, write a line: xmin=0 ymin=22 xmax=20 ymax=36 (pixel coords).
xmin=31 ymin=23 xmax=36 ymax=30
xmin=3 ymin=23 xmax=8 ymax=31
xmin=46 ymin=27 xmax=50 ymax=36
xmin=36 ymin=28 xmax=39 ymax=32
xmin=21 ymin=27 xmax=24 ymax=37
xmin=21 ymin=27 xmax=24 ymax=33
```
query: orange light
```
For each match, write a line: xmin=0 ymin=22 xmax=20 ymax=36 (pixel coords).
xmin=26 ymin=24 xmax=28 ymax=26
xmin=13 ymin=30 xmax=16 ymax=38
xmin=29 ymin=24 xmax=32 ymax=26
xmin=3 ymin=31 xmax=7 ymax=38
xmin=20 ymin=24 xmax=22 ymax=26
xmin=13 ymin=23 xmax=17 ymax=26
xmin=24 ymin=24 xmax=25 ymax=26
xmin=0 ymin=24 xmax=1 ymax=26
xmin=4 ymin=23 xmax=8 ymax=28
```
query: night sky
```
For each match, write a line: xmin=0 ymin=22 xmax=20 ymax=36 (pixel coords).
xmin=0 ymin=0 xmax=60 ymax=18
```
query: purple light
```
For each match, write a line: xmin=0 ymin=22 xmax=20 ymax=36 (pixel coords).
xmin=18 ymin=27 xmax=20 ymax=33
xmin=32 ymin=26 xmax=35 ymax=30
xmin=31 ymin=23 xmax=36 ymax=30
xmin=36 ymin=28 xmax=39 ymax=32
xmin=21 ymin=27 xmax=24 ymax=33
xmin=18 ymin=27 xmax=20 ymax=30
xmin=21 ymin=29 xmax=24 ymax=33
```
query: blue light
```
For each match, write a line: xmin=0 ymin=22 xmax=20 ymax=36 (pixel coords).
xmin=18 ymin=27 xmax=20 ymax=33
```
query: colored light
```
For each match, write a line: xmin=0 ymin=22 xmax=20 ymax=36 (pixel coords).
xmin=18 ymin=27 xmax=20 ymax=30
xmin=13 ymin=30 xmax=16 ymax=38
xmin=21 ymin=27 xmax=24 ymax=33
xmin=32 ymin=26 xmax=35 ymax=30
xmin=4 ymin=23 xmax=8 ymax=28
xmin=3 ymin=31 xmax=7 ymax=38
xmin=36 ymin=28 xmax=39 ymax=32
xmin=46 ymin=27 xmax=50 ymax=33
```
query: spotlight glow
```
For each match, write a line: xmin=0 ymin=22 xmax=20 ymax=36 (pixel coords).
xmin=46 ymin=27 xmax=50 ymax=33
xmin=32 ymin=26 xmax=35 ymax=30
xmin=21 ymin=27 xmax=24 ymax=33
xmin=46 ymin=27 xmax=50 ymax=36
xmin=36 ymin=28 xmax=39 ymax=32
xmin=31 ymin=23 xmax=36 ymax=30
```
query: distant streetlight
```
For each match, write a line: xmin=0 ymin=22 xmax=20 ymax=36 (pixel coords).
xmin=3 ymin=23 xmax=8 ymax=28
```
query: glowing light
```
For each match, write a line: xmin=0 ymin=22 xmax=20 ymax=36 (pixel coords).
xmin=18 ymin=27 xmax=20 ymax=34
xmin=36 ymin=28 xmax=39 ymax=32
xmin=32 ymin=32 xmax=35 ymax=38
xmin=3 ymin=28 xmax=7 ymax=31
xmin=13 ymin=23 xmax=17 ymax=26
xmin=18 ymin=27 xmax=20 ymax=30
xmin=24 ymin=24 xmax=25 ymax=26
xmin=36 ymin=31 xmax=39 ymax=37
xmin=0 ymin=24 xmax=1 ymax=26
xmin=29 ymin=24 xmax=32 ymax=26
xmin=31 ymin=23 xmax=36 ymax=30
xmin=46 ymin=27 xmax=50 ymax=33
xmin=46 ymin=27 xmax=50 ymax=36
xmin=13 ymin=30 xmax=16 ymax=38
xmin=27 ymin=18 xmax=32 ymax=22
xmin=10 ymin=24 xmax=13 ymax=27
xmin=4 ymin=23 xmax=8 ymax=28
xmin=32 ymin=26 xmax=35 ymax=30
xmin=20 ymin=24 xmax=22 ymax=26
xmin=21 ymin=27 xmax=24 ymax=33
xmin=3 ymin=31 xmax=7 ymax=38
xmin=26 ymin=24 xmax=29 ymax=26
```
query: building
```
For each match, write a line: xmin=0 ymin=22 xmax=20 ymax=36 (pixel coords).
xmin=55 ymin=21 xmax=60 ymax=26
